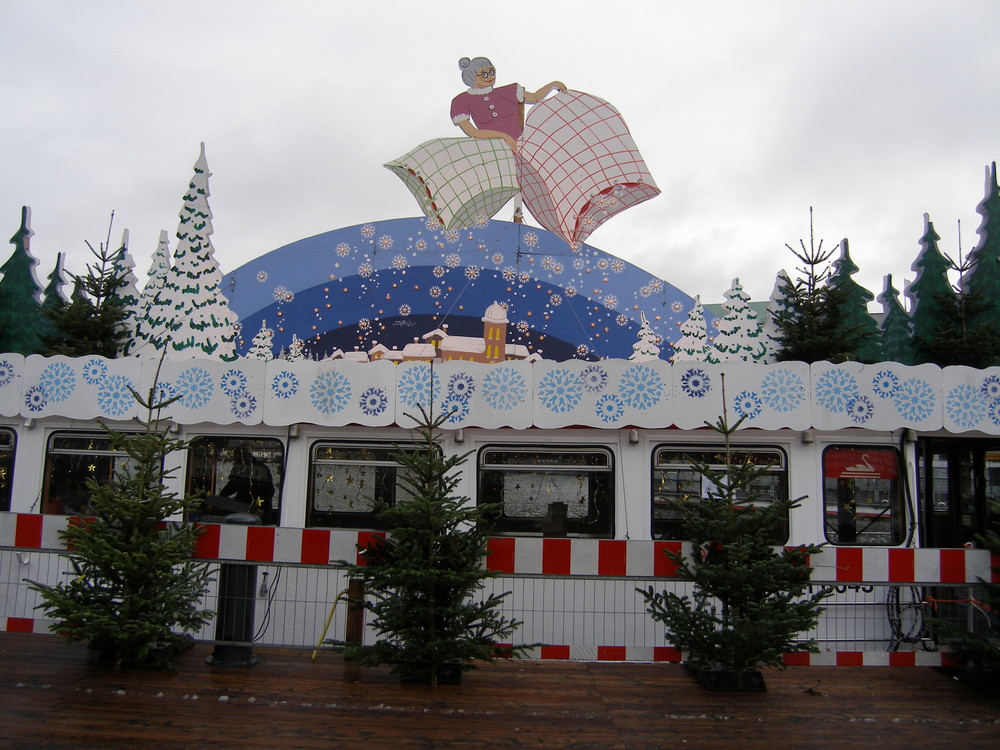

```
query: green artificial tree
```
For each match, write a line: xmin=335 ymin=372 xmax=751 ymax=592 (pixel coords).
xmin=908 ymin=214 xmax=958 ymax=364
xmin=638 ymin=387 xmax=829 ymax=691
xmin=0 ymin=206 xmax=47 ymax=354
xmin=964 ymin=162 xmax=1000 ymax=332
xmin=338 ymin=406 xmax=525 ymax=686
xmin=877 ymin=274 xmax=915 ymax=365
xmin=29 ymin=374 xmax=214 ymax=670
xmin=828 ymin=239 xmax=880 ymax=363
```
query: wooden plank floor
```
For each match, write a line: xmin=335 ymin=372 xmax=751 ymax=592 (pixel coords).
xmin=1 ymin=633 xmax=997 ymax=749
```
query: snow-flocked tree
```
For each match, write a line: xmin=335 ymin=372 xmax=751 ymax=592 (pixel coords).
xmin=671 ymin=296 xmax=709 ymax=362
xmin=759 ymin=271 xmax=794 ymax=364
xmin=0 ymin=206 xmax=47 ymax=354
xmin=284 ymin=333 xmax=306 ymax=362
xmin=246 ymin=320 xmax=274 ymax=360
xmin=628 ymin=311 xmax=661 ymax=361
xmin=877 ymin=274 xmax=914 ymax=365
xmin=708 ymin=278 xmax=765 ymax=363
xmin=112 ymin=230 xmax=141 ymax=354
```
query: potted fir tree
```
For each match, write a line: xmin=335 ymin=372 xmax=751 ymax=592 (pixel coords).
xmin=638 ymin=396 xmax=829 ymax=691
xmin=29 ymin=378 xmax=214 ymax=670
xmin=337 ymin=406 xmax=527 ymax=686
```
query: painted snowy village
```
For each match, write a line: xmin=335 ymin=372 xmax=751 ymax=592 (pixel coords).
xmin=1 ymin=72 xmax=999 ymax=694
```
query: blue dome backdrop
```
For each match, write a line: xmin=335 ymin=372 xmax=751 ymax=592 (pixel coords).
xmin=223 ymin=217 xmax=710 ymax=361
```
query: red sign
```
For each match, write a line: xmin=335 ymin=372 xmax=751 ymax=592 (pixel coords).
xmin=824 ymin=448 xmax=898 ymax=480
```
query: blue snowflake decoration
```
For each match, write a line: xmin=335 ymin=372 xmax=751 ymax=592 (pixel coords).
xmin=39 ymin=361 xmax=76 ymax=403
xmin=760 ymin=368 xmax=805 ymax=413
xmin=732 ymin=390 xmax=763 ymax=420
xmin=893 ymin=378 xmax=936 ymax=422
xmin=814 ymin=368 xmax=858 ymax=413
xmin=0 ymin=359 xmax=14 ymax=388
xmin=595 ymin=393 xmax=624 ymax=423
xmin=359 ymin=386 xmax=389 ymax=417
xmin=310 ymin=371 xmax=352 ymax=415
xmin=579 ymin=364 xmax=608 ymax=393
xmin=397 ymin=364 xmax=441 ymax=409
xmin=271 ymin=370 xmax=300 ymax=399
xmin=537 ymin=368 xmax=584 ymax=413
xmin=153 ymin=381 xmax=177 ymax=405
xmin=81 ymin=358 xmax=108 ymax=386
xmin=175 ymin=367 xmax=214 ymax=410
xmin=846 ymin=395 xmax=875 ymax=424
xmin=981 ymin=374 xmax=1000 ymax=402
xmin=230 ymin=390 xmax=258 ymax=419
xmin=871 ymin=370 xmax=900 ymax=400
xmin=24 ymin=385 xmax=47 ymax=413
xmin=945 ymin=384 xmax=986 ymax=429
xmin=618 ymin=365 xmax=664 ymax=410
xmin=680 ymin=368 xmax=711 ymax=398
xmin=447 ymin=372 xmax=475 ymax=401
xmin=482 ymin=366 xmax=527 ymax=411
xmin=989 ymin=398 xmax=1000 ymax=427
xmin=440 ymin=393 xmax=471 ymax=425
xmin=220 ymin=368 xmax=248 ymax=397
xmin=97 ymin=375 xmax=134 ymax=417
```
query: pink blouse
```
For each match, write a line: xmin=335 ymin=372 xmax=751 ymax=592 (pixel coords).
xmin=450 ymin=83 xmax=526 ymax=140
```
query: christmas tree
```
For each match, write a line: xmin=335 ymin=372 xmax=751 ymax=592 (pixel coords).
xmin=111 ymin=230 xmax=141 ymax=355
xmin=0 ymin=206 xmax=47 ymax=354
xmin=247 ymin=320 xmax=274 ymax=360
xmin=828 ymin=239 xmax=880 ymax=363
xmin=877 ymin=274 xmax=914 ymax=365
xmin=759 ymin=271 xmax=794 ymax=364
xmin=908 ymin=214 xmax=956 ymax=363
xmin=338 ymin=406 xmax=525 ymax=686
xmin=28 ymin=376 xmax=214 ymax=669
xmin=638 ymin=391 xmax=829 ymax=691
xmin=964 ymin=162 xmax=1000 ymax=331
xmin=284 ymin=334 xmax=306 ymax=362
xmin=671 ymin=296 xmax=710 ymax=362
xmin=708 ymin=278 xmax=765 ymax=363
xmin=628 ymin=311 xmax=661 ymax=361
xmin=132 ymin=230 xmax=172 ymax=354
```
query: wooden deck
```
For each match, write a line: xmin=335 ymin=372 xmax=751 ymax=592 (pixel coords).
xmin=1 ymin=633 xmax=997 ymax=749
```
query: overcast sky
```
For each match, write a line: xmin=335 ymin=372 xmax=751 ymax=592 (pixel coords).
xmin=3 ymin=0 xmax=998 ymax=309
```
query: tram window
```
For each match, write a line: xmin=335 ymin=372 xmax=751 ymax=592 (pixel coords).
xmin=307 ymin=442 xmax=424 ymax=529
xmin=0 ymin=428 xmax=15 ymax=512
xmin=186 ymin=437 xmax=284 ymax=525
xmin=652 ymin=446 xmax=788 ymax=542
xmin=478 ymin=446 xmax=614 ymax=538
xmin=42 ymin=432 xmax=138 ymax=515
xmin=823 ymin=446 xmax=904 ymax=546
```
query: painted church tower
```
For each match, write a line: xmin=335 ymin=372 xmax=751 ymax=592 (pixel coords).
xmin=482 ymin=301 xmax=508 ymax=363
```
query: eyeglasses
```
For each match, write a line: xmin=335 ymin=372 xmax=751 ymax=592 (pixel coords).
xmin=479 ymin=68 xmax=495 ymax=79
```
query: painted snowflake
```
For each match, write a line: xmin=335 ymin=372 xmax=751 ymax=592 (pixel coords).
xmin=501 ymin=267 xmax=517 ymax=282
xmin=24 ymin=385 xmax=47 ymax=413
xmin=310 ymin=371 xmax=352 ymax=415
xmin=815 ymin=368 xmax=859 ymax=413
xmin=523 ymin=231 xmax=539 ymax=248
xmin=465 ymin=266 xmax=481 ymax=280
xmin=518 ymin=271 xmax=532 ymax=284
xmin=429 ymin=286 xmax=442 ymax=298
xmin=575 ymin=344 xmax=591 ymax=358
xmin=989 ymin=399 xmax=1000 ymax=427
xmin=846 ymin=396 xmax=875 ymax=424
xmin=760 ymin=368 xmax=805 ymax=413
xmin=379 ymin=235 xmax=395 ymax=251
xmin=81 ymin=358 xmax=108 ymax=386
xmin=893 ymin=378 xmax=936 ymax=422
xmin=273 ymin=285 xmax=290 ymax=302
xmin=732 ymin=390 xmax=763 ymax=420
xmin=358 ymin=319 xmax=372 ymax=332
xmin=579 ymin=364 xmax=608 ymax=393
xmin=564 ymin=285 xmax=577 ymax=298
xmin=361 ymin=223 xmax=376 ymax=239
xmin=97 ymin=375 xmax=134 ymax=417
xmin=551 ymin=262 xmax=564 ymax=274
xmin=448 ymin=372 xmax=475 ymax=400
xmin=671 ymin=301 xmax=684 ymax=313
xmin=515 ymin=321 xmax=530 ymax=334
xmin=482 ymin=366 xmax=527 ymax=411
xmin=610 ymin=259 xmax=626 ymax=274
xmin=335 ymin=242 xmax=352 ymax=257
xmin=399 ymin=304 xmax=412 ymax=316
xmin=391 ymin=254 xmax=407 ymax=270
xmin=359 ymin=386 xmax=389 ymax=417
xmin=541 ymin=256 xmax=557 ymax=271
xmin=445 ymin=229 xmax=460 ymax=244
xmin=550 ymin=294 xmax=562 ymax=307
xmin=153 ymin=381 xmax=177 ymax=404
xmin=981 ymin=374 xmax=1000 ymax=401
xmin=358 ymin=263 xmax=374 ymax=278
xmin=257 ymin=270 xmax=268 ymax=282
xmin=537 ymin=368 xmax=584 ymax=413
xmin=220 ymin=368 xmax=248 ymax=397
xmin=0 ymin=359 xmax=14 ymax=388
xmin=445 ymin=253 xmax=461 ymax=268
xmin=424 ymin=217 xmax=441 ymax=231
xmin=616 ymin=314 xmax=629 ymax=326
xmin=175 ymin=367 xmax=215 ymax=410
xmin=872 ymin=370 xmax=900 ymax=400
xmin=230 ymin=390 xmax=258 ymax=419
xmin=433 ymin=266 xmax=447 ymax=278
xmin=603 ymin=295 xmax=619 ymax=309
xmin=945 ymin=384 xmax=986 ymax=429
xmin=595 ymin=393 xmax=624 ymax=423
xmin=39 ymin=361 xmax=76 ymax=403
xmin=572 ymin=257 xmax=587 ymax=271
xmin=490 ymin=253 xmax=504 ymax=265
xmin=397 ymin=364 xmax=441 ymax=409
xmin=618 ymin=365 xmax=665 ymax=410
xmin=415 ymin=239 xmax=427 ymax=251
xmin=680 ymin=368 xmax=711 ymax=399
xmin=440 ymin=393 xmax=470 ymax=425
xmin=271 ymin=370 xmax=300 ymax=399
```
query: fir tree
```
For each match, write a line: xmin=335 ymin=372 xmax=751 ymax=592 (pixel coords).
xmin=140 ymin=143 xmax=239 ymax=360
xmin=28 ymin=372 xmax=214 ymax=670
xmin=908 ymin=214 xmax=957 ymax=364
xmin=0 ymin=206 xmax=47 ymax=354
xmin=759 ymin=271 xmax=794 ymax=364
xmin=877 ymin=274 xmax=915 ymax=365
xmin=338 ymin=406 xmax=526 ymax=686
xmin=964 ymin=162 xmax=1000 ymax=331
xmin=111 ymin=230 xmax=141 ymax=355
xmin=637 ymin=388 xmax=829 ymax=690
xmin=285 ymin=334 xmax=306 ymax=362
xmin=828 ymin=239 xmax=880 ymax=363
xmin=628 ymin=311 xmax=661 ymax=361
xmin=708 ymin=278 xmax=765 ymax=363
xmin=671 ymin=296 xmax=710 ymax=362
xmin=132 ymin=230 xmax=172 ymax=354
xmin=247 ymin=320 xmax=274 ymax=360
xmin=38 ymin=252 xmax=68 ymax=348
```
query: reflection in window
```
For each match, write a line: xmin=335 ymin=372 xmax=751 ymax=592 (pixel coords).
xmin=42 ymin=433 xmax=138 ymax=515
xmin=478 ymin=447 xmax=614 ymax=537
xmin=308 ymin=443 xmax=422 ymax=529
xmin=0 ymin=428 xmax=15 ymax=512
xmin=187 ymin=437 xmax=284 ymax=525
xmin=823 ymin=446 xmax=904 ymax=546
xmin=652 ymin=446 xmax=787 ymax=541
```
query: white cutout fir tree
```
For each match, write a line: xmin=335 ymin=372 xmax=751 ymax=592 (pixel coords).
xmin=284 ymin=333 xmax=305 ymax=362
xmin=246 ymin=319 xmax=274 ymax=360
xmin=671 ymin=295 xmax=710 ymax=362
xmin=758 ymin=270 xmax=793 ymax=364
xmin=139 ymin=143 xmax=239 ymax=360
xmin=112 ymin=229 xmax=142 ymax=355
xmin=708 ymin=278 xmax=766 ymax=363
xmin=628 ymin=311 xmax=661 ymax=361
xmin=132 ymin=229 xmax=173 ymax=354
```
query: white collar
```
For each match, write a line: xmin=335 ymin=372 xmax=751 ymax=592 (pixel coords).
xmin=467 ymin=85 xmax=493 ymax=95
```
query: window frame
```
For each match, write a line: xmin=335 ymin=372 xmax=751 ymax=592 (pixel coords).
xmin=185 ymin=435 xmax=285 ymax=525
xmin=41 ymin=431 xmax=136 ymax=515
xmin=822 ymin=444 xmax=905 ymax=546
xmin=0 ymin=427 xmax=15 ymax=512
